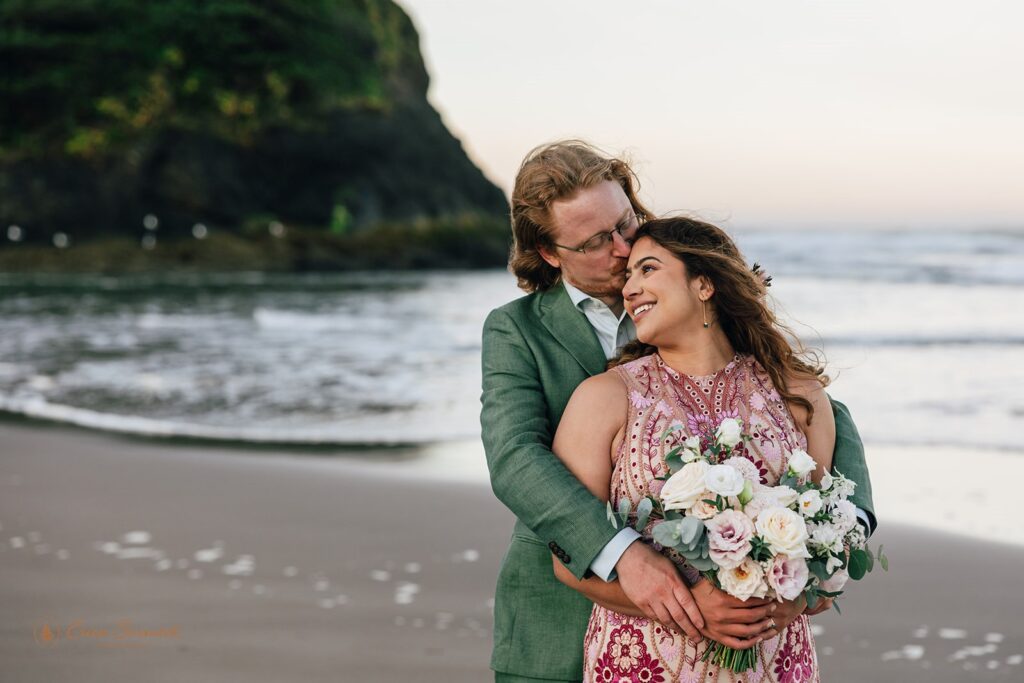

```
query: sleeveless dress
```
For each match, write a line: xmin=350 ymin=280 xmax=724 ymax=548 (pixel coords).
xmin=582 ymin=353 xmax=820 ymax=683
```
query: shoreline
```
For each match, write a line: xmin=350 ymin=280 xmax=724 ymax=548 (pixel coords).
xmin=2 ymin=422 xmax=1023 ymax=681
xmin=3 ymin=412 xmax=1024 ymax=548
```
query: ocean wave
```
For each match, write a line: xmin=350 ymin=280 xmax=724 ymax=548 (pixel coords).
xmin=0 ymin=395 xmax=467 ymax=448
xmin=2 ymin=393 xmax=1021 ymax=455
xmin=818 ymin=335 xmax=1024 ymax=348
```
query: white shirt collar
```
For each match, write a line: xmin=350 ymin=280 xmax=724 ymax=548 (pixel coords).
xmin=563 ymin=279 xmax=607 ymax=310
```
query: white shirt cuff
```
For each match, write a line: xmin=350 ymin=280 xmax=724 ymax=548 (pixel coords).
xmin=856 ymin=508 xmax=873 ymax=539
xmin=590 ymin=527 xmax=642 ymax=582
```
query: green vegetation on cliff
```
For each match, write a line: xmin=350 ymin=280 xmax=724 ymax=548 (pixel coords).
xmin=0 ymin=0 xmax=509 ymax=270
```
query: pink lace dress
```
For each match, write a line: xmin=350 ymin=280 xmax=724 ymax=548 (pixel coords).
xmin=582 ymin=353 xmax=820 ymax=683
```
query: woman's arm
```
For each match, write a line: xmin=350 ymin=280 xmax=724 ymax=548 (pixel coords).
xmin=548 ymin=372 xmax=644 ymax=614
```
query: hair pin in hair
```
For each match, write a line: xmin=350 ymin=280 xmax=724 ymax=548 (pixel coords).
xmin=751 ymin=262 xmax=773 ymax=288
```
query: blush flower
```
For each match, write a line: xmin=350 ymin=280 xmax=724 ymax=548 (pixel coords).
xmin=766 ymin=554 xmax=809 ymax=601
xmin=705 ymin=510 xmax=755 ymax=569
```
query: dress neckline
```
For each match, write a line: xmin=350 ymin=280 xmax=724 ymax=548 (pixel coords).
xmin=655 ymin=352 xmax=745 ymax=382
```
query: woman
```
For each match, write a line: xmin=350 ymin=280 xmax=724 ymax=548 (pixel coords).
xmin=551 ymin=217 xmax=835 ymax=682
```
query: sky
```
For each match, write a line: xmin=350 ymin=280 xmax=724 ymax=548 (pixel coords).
xmin=398 ymin=0 xmax=1023 ymax=230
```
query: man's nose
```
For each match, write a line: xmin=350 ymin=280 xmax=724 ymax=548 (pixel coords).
xmin=611 ymin=231 xmax=631 ymax=257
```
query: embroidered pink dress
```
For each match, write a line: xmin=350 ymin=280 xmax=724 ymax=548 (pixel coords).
xmin=582 ymin=353 xmax=820 ymax=683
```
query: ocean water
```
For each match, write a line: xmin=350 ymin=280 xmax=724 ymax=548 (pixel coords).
xmin=1 ymin=229 xmax=1022 ymax=453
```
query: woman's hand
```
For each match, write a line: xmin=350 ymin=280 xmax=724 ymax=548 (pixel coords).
xmin=804 ymin=596 xmax=833 ymax=616
xmin=690 ymin=578 xmax=778 ymax=650
xmin=765 ymin=594 xmax=808 ymax=634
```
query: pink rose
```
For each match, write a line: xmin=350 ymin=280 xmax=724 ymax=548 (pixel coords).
xmin=767 ymin=554 xmax=809 ymax=601
xmin=705 ymin=509 xmax=755 ymax=569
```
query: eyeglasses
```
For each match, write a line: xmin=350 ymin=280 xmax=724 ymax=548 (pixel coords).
xmin=552 ymin=212 xmax=643 ymax=255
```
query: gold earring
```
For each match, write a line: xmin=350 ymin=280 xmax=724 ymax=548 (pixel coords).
xmin=702 ymin=299 xmax=709 ymax=328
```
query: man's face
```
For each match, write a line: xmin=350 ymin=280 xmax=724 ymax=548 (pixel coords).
xmin=539 ymin=180 xmax=637 ymax=304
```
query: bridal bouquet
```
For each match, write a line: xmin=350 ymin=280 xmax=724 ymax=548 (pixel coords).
xmin=607 ymin=415 xmax=887 ymax=673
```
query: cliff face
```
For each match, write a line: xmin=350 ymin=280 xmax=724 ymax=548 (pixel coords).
xmin=0 ymin=0 xmax=507 ymax=244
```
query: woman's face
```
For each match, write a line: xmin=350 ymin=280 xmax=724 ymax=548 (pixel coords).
xmin=623 ymin=237 xmax=708 ymax=346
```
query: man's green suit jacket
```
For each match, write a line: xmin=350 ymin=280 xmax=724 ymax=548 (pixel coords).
xmin=480 ymin=283 xmax=875 ymax=681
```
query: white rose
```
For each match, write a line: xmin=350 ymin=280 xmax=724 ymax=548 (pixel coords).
xmin=718 ymin=556 xmax=769 ymax=601
xmin=797 ymin=490 xmax=823 ymax=517
xmin=830 ymin=499 xmax=858 ymax=534
xmin=787 ymin=449 xmax=817 ymax=479
xmin=715 ymin=418 xmax=742 ymax=448
xmin=661 ymin=461 xmax=710 ymax=511
xmin=770 ymin=485 xmax=799 ymax=508
xmin=756 ymin=507 xmax=810 ymax=558
xmin=706 ymin=464 xmax=747 ymax=497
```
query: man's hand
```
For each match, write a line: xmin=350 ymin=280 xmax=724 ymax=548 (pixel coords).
xmin=691 ymin=578 xmax=777 ymax=650
xmin=615 ymin=543 xmax=704 ymax=640
xmin=804 ymin=596 xmax=833 ymax=617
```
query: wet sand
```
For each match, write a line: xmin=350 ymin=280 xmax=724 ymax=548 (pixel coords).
xmin=1 ymin=421 xmax=1022 ymax=681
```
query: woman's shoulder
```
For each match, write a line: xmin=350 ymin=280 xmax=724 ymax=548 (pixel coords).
xmin=573 ymin=369 xmax=628 ymax=403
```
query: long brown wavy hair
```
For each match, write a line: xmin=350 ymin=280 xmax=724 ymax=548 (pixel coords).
xmin=509 ymin=140 xmax=653 ymax=292
xmin=612 ymin=217 xmax=830 ymax=421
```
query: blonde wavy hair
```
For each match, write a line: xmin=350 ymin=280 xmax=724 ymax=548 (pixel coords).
xmin=509 ymin=140 xmax=653 ymax=292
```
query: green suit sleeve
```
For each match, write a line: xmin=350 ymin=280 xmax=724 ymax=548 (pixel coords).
xmin=830 ymin=397 xmax=877 ymax=534
xmin=480 ymin=308 xmax=619 ymax=581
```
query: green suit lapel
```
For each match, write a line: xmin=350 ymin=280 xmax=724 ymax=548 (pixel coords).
xmin=538 ymin=283 xmax=607 ymax=377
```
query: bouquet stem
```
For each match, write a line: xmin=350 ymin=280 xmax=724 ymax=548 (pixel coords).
xmin=701 ymin=639 xmax=757 ymax=673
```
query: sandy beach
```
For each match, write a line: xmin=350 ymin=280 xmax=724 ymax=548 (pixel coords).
xmin=2 ymin=420 xmax=1023 ymax=682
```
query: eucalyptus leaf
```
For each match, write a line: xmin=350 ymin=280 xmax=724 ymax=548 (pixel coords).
xmin=634 ymin=498 xmax=653 ymax=532
xmin=661 ymin=423 xmax=684 ymax=441
xmin=606 ymin=500 xmax=618 ymax=529
xmin=665 ymin=450 xmax=683 ymax=474
xmin=652 ymin=520 xmax=682 ymax=547
xmin=848 ymin=548 xmax=869 ymax=580
xmin=808 ymin=559 xmax=829 ymax=582
xmin=833 ymin=599 xmax=842 ymax=615
xmin=686 ymin=555 xmax=716 ymax=571
xmin=805 ymin=588 xmax=819 ymax=611
xmin=618 ymin=498 xmax=631 ymax=526
xmin=677 ymin=517 xmax=705 ymax=546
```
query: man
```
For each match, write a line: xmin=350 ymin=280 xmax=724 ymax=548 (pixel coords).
xmin=480 ymin=140 xmax=875 ymax=682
